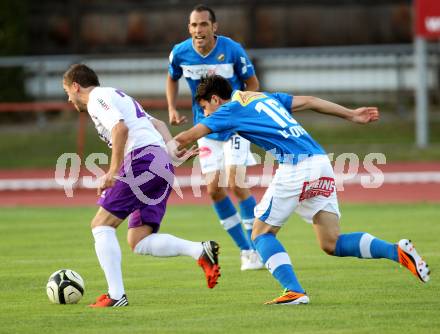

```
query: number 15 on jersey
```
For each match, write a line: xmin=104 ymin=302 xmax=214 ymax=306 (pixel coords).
xmin=255 ymin=99 xmax=308 ymax=139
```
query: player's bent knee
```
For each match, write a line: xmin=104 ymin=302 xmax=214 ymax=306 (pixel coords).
xmin=251 ymin=230 xmax=262 ymax=241
xmin=322 ymin=245 xmax=336 ymax=255
xmin=207 ymin=187 xmax=227 ymax=202
xmin=252 ymin=219 xmax=280 ymax=240
xmin=127 ymin=235 xmax=136 ymax=251
xmin=90 ymin=207 xmax=122 ymax=229
xmin=230 ymin=184 xmax=250 ymax=201
xmin=128 ymin=238 xmax=139 ymax=252
xmin=128 ymin=226 xmax=153 ymax=252
xmin=320 ymin=239 xmax=337 ymax=255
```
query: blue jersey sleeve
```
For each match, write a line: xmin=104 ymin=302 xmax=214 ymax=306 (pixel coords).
xmin=199 ymin=106 xmax=234 ymax=134
xmin=168 ymin=47 xmax=182 ymax=80
xmin=269 ymin=92 xmax=293 ymax=112
xmin=232 ymin=42 xmax=255 ymax=81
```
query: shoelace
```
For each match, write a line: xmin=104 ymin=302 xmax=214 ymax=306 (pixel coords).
xmin=280 ymin=288 xmax=289 ymax=297
xmin=279 ymin=289 xmax=306 ymax=297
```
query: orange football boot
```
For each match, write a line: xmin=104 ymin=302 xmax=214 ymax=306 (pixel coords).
xmin=397 ymin=239 xmax=430 ymax=283
xmin=89 ymin=293 xmax=128 ymax=307
xmin=265 ymin=289 xmax=310 ymax=305
xmin=198 ymin=241 xmax=221 ymax=289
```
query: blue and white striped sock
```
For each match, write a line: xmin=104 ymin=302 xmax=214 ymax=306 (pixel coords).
xmin=254 ymin=233 xmax=305 ymax=293
xmin=213 ymin=196 xmax=251 ymax=251
xmin=239 ymin=196 xmax=257 ymax=250
xmin=334 ymin=232 xmax=398 ymax=261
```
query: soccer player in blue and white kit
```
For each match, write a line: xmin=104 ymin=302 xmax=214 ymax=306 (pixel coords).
xmin=167 ymin=5 xmax=262 ymax=270
xmin=62 ymin=64 xmax=221 ymax=307
xmin=172 ymin=75 xmax=431 ymax=305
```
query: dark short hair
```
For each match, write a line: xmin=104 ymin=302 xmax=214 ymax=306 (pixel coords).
xmin=191 ymin=4 xmax=216 ymax=23
xmin=63 ymin=64 xmax=100 ymax=87
xmin=195 ymin=75 xmax=232 ymax=103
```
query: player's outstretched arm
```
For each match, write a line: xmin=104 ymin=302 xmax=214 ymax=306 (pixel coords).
xmin=349 ymin=107 xmax=380 ymax=124
xmin=291 ymin=96 xmax=379 ymax=124
xmin=151 ymin=117 xmax=173 ymax=143
xmin=166 ymin=75 xmax=188 ymax=126
xmin=164 ymin=123 xmax=211 ymax=166
xmin=173 ymin=124 xmax=212 ymax=150
xmin=150 ymin=117 xmax=197 ymax=164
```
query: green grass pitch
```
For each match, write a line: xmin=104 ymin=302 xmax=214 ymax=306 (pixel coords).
xmin=0 ymin=204 xmax=439 ymax=334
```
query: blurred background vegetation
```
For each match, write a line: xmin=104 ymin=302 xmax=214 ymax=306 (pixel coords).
xmin=1 ymin=109 xmax=439 ymax=169
xmin=0 ymin=0 xmax=28 ymax=102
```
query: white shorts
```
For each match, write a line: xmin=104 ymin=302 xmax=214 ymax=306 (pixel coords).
xmin=197 ymin=135 xmax=257 ymax=174
xmin=255 ymin=155 xmax=341 ymax=226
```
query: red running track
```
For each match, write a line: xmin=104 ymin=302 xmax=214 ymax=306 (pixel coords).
xmin=0 ymin=162 xmax=439 ymax=207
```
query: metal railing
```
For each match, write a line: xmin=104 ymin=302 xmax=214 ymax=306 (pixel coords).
xmin=0 ymin=43 xmax=439 ymax=104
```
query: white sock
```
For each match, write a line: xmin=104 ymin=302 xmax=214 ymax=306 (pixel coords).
xmin=242 ymin=218 xmax=254 ymax=231
xmin=92 ymin=226 xmax=125 ymax=300
xmin=134 ymin=233 xmax=203 ymax=260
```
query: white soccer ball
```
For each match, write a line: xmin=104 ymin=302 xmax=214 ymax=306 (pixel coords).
xmin=46 ymin=269 xmax=85 ymax=304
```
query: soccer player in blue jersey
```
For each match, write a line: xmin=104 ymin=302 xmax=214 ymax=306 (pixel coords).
xmin=172 ymin=75 xmax=431 ymax=305
xmin=166 ymin=4 xmax=262 ymax=270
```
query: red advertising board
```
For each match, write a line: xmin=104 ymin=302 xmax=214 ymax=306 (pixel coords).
xmin=415 ymin=0 xmax=440 ymax=39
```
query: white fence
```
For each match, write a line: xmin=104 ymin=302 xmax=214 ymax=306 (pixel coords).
xmin=1 ymin=44 xmax=439 ymax=104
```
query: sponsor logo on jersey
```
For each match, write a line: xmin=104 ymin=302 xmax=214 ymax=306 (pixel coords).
xmin=199 ymin=146 xmax=212 ymax=158
xmin=232 ymin=90 xmax=266 ymax=106
xmin=181 ymin=64 xmax=234 ymax=80
xmin=97 ymin=98 xmax=110 ymax=111
xmin=299 ymin=177 xmax=335 ymax=202
xmin=217 ymin=53 xmax=225 ymax=61
xmin=91 ymin=115 xmax=112 ymax=147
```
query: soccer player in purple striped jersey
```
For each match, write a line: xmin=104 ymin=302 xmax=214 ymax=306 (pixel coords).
xmin=172 ymin=75 xmax=431 ymax=305
xmin=167 ymin=4 xmax=263 ymax=270
xmin=62 ymin=64 xmax=220 ymax=308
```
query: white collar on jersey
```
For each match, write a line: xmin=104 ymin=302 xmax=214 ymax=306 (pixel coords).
xmin=192 ymin=35 xmax=219 ymax=58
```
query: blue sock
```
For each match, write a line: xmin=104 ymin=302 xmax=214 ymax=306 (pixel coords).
xmin=239 ymin=196 xmax=257 ymax=250
xmin=334 ymin=232 xmax=398 ymax=262
xmin=213 ymin=196 xmax=251 ymax=251
xmin=254 ymin=233 xmax=304 ymax=293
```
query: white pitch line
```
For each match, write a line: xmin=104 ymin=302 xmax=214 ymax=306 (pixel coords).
xmin=0 ymin=171 xmax=439 ymax=191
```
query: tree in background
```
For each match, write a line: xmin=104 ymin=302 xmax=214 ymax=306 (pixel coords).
xmin=0 ymin=0 xmax=31 ymax=124
xmin=0 ymin=0 xmax=29 ymax=102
